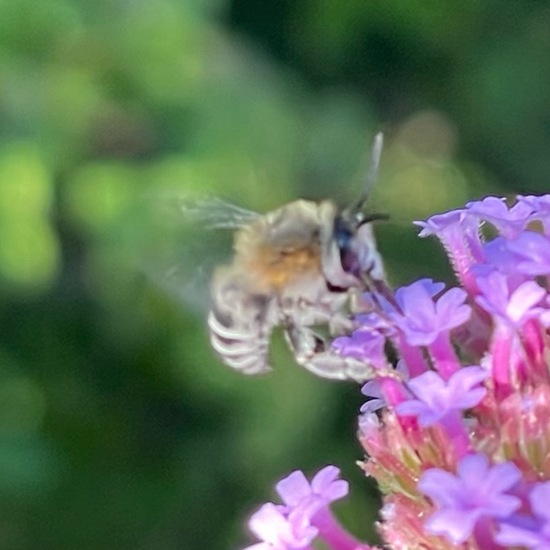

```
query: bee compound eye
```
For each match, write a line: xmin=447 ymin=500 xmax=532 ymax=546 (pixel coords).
xmin=334 ymin=221 xmax=360 ymax=276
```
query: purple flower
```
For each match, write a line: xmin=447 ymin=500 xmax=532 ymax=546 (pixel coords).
xmin=391 ymin=280 xmax=471 ymax=346
xmin=518 ymin=194 xmax=550 ymax=214
xmin=409 ymin=278 xmax=446 ymax=297
xmin=507 ymin=231 xmax=550 ymax=276
xmin=360 ymin=361 xmax=410 ymax=414
xmin=244 ymin=503 xmax=317 ymax=550
xmin=518 ymin=194 xmax=550 ymax=233
xmin=496 ymin=482 xmax=550 ymax=549
xmin=417 ymin=206 xmax=486 ymax=256
xmin=475 ymin=271 xmax=546 ymax=327
xmin=466 ymin=196 xmax=535 ymax=238
xmin=418 ymin=454 xmax=522 ymax=544
xmin=360 ymin=380 xmax=385 ymax=415
xmin=272 ymin=467 xmax=370 ymax=550
xmin=332 ymin=329 xmax=387 ymax=368
xmin=415 ymin=210 xmax=465 ymax=239
xmin=472 ymin=236 xmax=526 ymax=279
xmin=395 ymin=366 xmax=487 ymax=426
xmin=416 ymin=209 xmax=484 ymax=263
xmin=276 ymin=466 xmax=348 ymax=515
xmin=354 ymin=310 xmax=395 ymax=333
xmin=243 ymin=467 xmax=353 ymax=550
xmin=416 ymin=210 xmax=484 ymax=294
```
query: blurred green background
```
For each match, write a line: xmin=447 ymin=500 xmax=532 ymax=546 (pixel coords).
xmin=0 ymin=0 xmax=549 ymax=548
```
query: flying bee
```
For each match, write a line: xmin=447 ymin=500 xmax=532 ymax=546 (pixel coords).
xmin=207 ymin=133 xmax=388 ymax=382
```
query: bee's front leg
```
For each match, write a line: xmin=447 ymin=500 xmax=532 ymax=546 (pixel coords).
xmin=283 ymin=324 xmax=375 ymax=382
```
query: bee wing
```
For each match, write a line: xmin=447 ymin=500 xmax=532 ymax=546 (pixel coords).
xmin=173 ymin=195 xmax=261 ymax=230
xmin=143 ymin=193 xmax=260 ymax=314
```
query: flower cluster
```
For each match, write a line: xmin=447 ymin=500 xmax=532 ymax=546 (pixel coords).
xmin=242 ymin=466 xmax=375 ymax=550
xmin=238 ymin=195 xmax=550 ymax=550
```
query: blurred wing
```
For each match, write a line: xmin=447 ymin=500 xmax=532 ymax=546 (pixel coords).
xmin=143 ymin=193 xmax=260 ymax=314
xmin=174 ymin=195 xmax=261 ymax=229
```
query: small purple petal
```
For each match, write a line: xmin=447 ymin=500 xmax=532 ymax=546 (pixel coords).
xmin=332 ymin=329 xmax=386 ymax=368
xmin=466 ymin=196 xmax=535 ymax=238
xmin=360 ymin=361 xmax=410 ymax=414
xmin=446 ymin=365 xmax=488 ymax=408
xmin=424 ymin=507 xmax=479 ymax=544
xmin=360 ymin=380 xmax=385 ymax=414
xmin=472 ymin=236 xmax=532 ymax=292
xmin=419 ymin=454 xmax=522 ymax=544
xmin=276 ymin=471 xmax=312 ymax=508
xmin=415 ymin=210 xmax=465 ymax=238
xmin=518 ymin=194 xmax=550 ymax=233
xmin=434 ymin=287 xmax=472 ymax=328
xmin=507 ymin=231 xmax=550 ymax=276
xmin=418 ymin=468 xmax=467 ymax=507
xmin=475 ymin=271 xmax=546 ymax=326
xmin=359 ymin=398 xmax=385 ymax=415
xmin=395 ymin=278 xmax=445 ymax=301
xmin=311 ymin=466 xmax=348 ymax=502
xmin=392 ymin=281 xmax=470 ymax=347
xmin=507 ymin=282 xmax=547 ymax=322
xmin=361 ymin=380 xmax=384 ymax=401
xmin=275 ymin=466 xmax=348 ymax=511
xmin=530 ymin=482 xmax=550 ymax=521
xmin=517 ymin=194 xmax=550 ymax=216
xmin=496 ymin=518 xmax=546 ymax=549
xmin=395 ymin=367 xmax=487 ymax=426
xmin=466 ymin=196 xmax=507 ymax=215
xmin=354 ymin=311 xmax=395 ymax=333
xmin=496 ymin=482 xmax=550 ymax=549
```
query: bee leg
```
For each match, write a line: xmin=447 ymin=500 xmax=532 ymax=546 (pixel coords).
xmin=209 ymin=278 xmax=278 ymax=375
xmin=328 ymin=312 xmax=354 ymax=336
xmin=283 ymin=324 xmax=375 ymax=382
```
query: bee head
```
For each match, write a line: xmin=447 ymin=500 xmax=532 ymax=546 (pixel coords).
xmin=334 ymin=132 xmax=387 ymax=280
xmin=334 ymin=210 xmax=387 ymax=279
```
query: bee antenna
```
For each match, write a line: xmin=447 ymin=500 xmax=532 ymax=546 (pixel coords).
xmin=361 ymin=212 xmax=389 ymax=224
xmin=343 ymin=132 xmax=384 ymax=219
xmin=364 ymin=132 xmax=384 ymax=198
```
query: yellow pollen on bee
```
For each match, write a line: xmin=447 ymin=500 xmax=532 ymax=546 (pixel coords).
xmin=245 ymin=244 xmax=321 ymax=291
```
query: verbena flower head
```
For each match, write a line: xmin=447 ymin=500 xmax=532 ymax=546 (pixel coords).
xmin=238 ymin=195 xmax=550 ymax=550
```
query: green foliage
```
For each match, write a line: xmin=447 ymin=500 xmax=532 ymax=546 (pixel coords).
xmin=0 ymin=0 xmax=548 ymax=548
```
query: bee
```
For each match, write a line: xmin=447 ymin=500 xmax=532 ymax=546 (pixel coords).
xmin=208 ymin=133 xmax=388 ymax=382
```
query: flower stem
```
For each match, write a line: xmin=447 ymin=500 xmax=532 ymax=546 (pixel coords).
xmin=313 ymin=508 xmax=372 ymax=550
xmin=429 ymin=332 xmax=460 ymax=380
